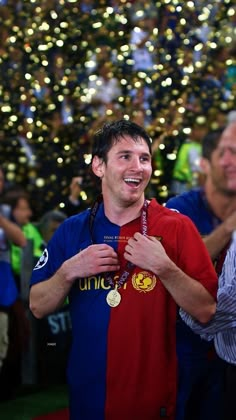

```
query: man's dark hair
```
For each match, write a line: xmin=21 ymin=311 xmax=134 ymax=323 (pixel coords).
xmin=202 ymin=127 xmax=225 ymax=160
xmin=92 ymin=119 xmax=152 ymax=162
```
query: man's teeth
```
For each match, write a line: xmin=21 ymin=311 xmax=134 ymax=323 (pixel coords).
xmin=124 ymin=178 xmax=140 ymax=183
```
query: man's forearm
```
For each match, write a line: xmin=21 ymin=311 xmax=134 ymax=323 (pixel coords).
xmin=203 ymin=223 xmax=232 ymax=260
xmin=29 ymin=265 xmax=74 ymax=318
xmin=0 ymin=215 xmax=26 ymax=246
xmin=158 ymin=262 xmax=216 ymax=323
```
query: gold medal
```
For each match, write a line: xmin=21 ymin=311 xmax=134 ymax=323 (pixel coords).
xmin=106 ymin=288 xmax=121 ymax=307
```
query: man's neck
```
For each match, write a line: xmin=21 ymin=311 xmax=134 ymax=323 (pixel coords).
xmin=103 ymin=196 xmax=146 ymax=226
xmin=205 ymin=184 xmax=236 ymax=221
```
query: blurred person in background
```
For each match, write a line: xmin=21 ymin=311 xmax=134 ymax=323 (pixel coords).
xmin=180 ymin=229 xmax=236 ymax=420
xmin=170 ymin=118 xmax=207 ymax=195
xmin=3 ymin=187 xmax=42 ymax=289
xmin=1 ymin=186 xmax=39 ymax=398
xmin=166 ymin=121 xmax=236 ymax=420
xmin=1 ymin=188 xmax=68 ymax=392
xmin=0 ymin=168 xmax=27 ymax=400
xmin=85 ymin=60 xmax=122 ymax=117
xmin=57 ymin=176 xmax=88 ymax=217
xmin=36 ymin=209 xmax=67 ymax=248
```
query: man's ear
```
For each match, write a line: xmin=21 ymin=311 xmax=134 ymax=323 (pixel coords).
xmin=199 ymin=157 xmax=210 ymax=175
xmin=92 ymin=156 xmax=104 ymax=178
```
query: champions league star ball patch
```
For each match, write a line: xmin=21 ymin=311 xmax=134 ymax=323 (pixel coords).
xmin=34 ymin=248 xmax=49 ymax=270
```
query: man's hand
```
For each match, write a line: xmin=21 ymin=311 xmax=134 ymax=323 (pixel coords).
xmin=69 ymin=177 xmax=83 ymax=203
xmin=124 ymin=232 xmax=171 ymax=276
xmin=61 ymin=244 xmax=120 ymax=283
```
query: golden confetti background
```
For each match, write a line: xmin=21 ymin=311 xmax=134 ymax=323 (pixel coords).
xmin=0 ymin=0 xmax=235 ymax=218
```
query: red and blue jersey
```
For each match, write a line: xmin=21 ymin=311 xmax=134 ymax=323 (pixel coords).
xmin=30 ymin=199 xmax=217 ymax=420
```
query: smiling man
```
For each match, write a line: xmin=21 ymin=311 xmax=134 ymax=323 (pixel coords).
xmin=29 ymin=119 xmax=218 ymax=420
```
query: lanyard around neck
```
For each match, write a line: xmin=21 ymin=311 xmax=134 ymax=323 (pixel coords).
xmin=89 ymin=196 xmax=149 ymax=289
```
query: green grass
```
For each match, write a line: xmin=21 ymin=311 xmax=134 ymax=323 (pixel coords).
xmin=0 ymin=384 xmax=69 ymax=420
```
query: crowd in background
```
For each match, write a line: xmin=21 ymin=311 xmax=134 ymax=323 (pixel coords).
xmin=0 ymin=0 xmax=235 ymax=219
xmin=0 ymin=0 xmax=236 ymax=405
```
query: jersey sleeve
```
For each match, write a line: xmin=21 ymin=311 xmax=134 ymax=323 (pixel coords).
xmin=30 ymin=211 xmax=91 ymax=287
xmin=29 ymin=222 xmax=66 ymax=287
xmin=170 ymin=213 xmax=218 ymax=300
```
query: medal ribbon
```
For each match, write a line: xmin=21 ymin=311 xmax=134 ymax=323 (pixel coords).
xmin=89 ymin=196 xmax=148 ymax=289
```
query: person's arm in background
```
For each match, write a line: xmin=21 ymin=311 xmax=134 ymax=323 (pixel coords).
xmin=203 ymin=211 xmax=236 ymax=260
xmin=68 ymin=177 xmax=82 ymax=206
xmin=165 ymin=196 xmax=236 ymax=262
xmin=0 ymin=213 xmax=26 ymax=246
xmin=62 ymin=176 xmax=85 ymax=217
xmin=180 ymin=235 xmax=236 ymax=337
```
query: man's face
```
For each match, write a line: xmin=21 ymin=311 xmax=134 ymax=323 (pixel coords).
xmin=209 ymin=123 xmax=236 ymax=194
xmin=95 ymin=135 xmax=152 ymax=206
